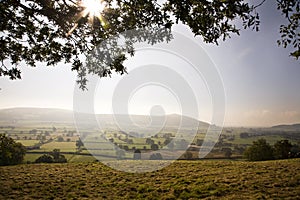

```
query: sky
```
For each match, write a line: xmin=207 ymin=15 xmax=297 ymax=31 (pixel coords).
xmin=0 ymin=1 xmax=299 ymax=127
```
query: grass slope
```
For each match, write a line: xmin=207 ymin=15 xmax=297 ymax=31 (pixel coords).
xmin=1 ymin=159 xmax=300 ymax=199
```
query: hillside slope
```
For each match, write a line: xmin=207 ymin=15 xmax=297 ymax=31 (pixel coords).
xmin=0 ymin=159 xmax=299 ymax=199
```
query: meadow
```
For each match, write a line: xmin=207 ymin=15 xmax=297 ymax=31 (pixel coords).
xmin=1 ymin=159 xmax=300 ymax=199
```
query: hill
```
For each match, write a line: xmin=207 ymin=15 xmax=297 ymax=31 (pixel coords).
xmin=0 ymin=159 xmax=299 ymax=199
xmin=0 ymin=107 xmax=209 ymax=131
xmin=272 ymin=123 xmax=300 ymax=131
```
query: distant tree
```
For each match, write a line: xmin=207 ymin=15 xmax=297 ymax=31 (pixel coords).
xmin=196 ymin=139 xmax=204 ymax=146
xmin=158 ymin=141 xmax=161 ymax=147
xmin=116 ymin=149 xmax=125 ymax=160
xmin=244 ymin=139 xmax=274 ymax=161
xmin=273 ymin=140 xmax=292 ymax=159
xmin=41 ymin=135 xmax=46 ymax=142
xmin=57 ymin=136 xmax=64 ymax=142
xmin=29 ymin=129 xmax=38 ymax=135
xmin=133 ymin=149 xmax=141 ymax=160
xmin=123 ymin=145 xmax=129 ymax=151
xmin=0 ymin=134 xmax=26 ymax=166
xmin=108 ymin=138 xmax=114 ymax=143
xmin=68 ymin=131 xmax=74 ymax=137
xmin=163 ymin=138 xmax=172 ymax=146
xmin=176 ymin=139 xmax=189 ymax=150
xmin=163 ymin=133 xmax=173 ymax=139
xmin=234 ymin=145 xmax=246 ymax=155
xmin=240 ymin=132 xmax=249 ymax=139
xmin=149 ymin=153 xmax=163 ymax=160
xmin=76 ymin=139 xmax=84 ymax=149
xmin=167 ymin=140 xmax=175 ymax=150
xmin=151 ymin=144 xmax=159 ymax=151
xmin=127 ymin=139 xmax=133 ymax=144
xmin=222 ymin=147 xmax=232 ymax=158
xmin=50 ymin=149 xmax=67 ymax=163
xmin=289 ymin=144 xmax=300 ymax=158
xmin=182 ymin=151 xmax=193 ymax=160
xmin=52 ymin=127 xmax=57 ymax=132
xmin=146 ymin=138 xmax=154 ymax=145
xmin=35 ymin=154 xmax=53 ymax=163
xmin=35 ymin=149 xmax=67 ymax=163
xmin=227 ymin=135 xmax=235 ymax=141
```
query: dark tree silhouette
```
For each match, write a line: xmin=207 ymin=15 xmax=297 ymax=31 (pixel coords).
xmin=133 ymin=149 xmax=141 ymax=160
xmin=151 ymin=143 xmax=159 ymax=151
xmin=149 ymin=153 xmax=162 ymax=160
xmin=244 ymin=139 xmax=274 ymax=161
xmin=35 ymin=154 xmax=54 ymax=163
xmin=0 ymin=134 xmax=26 ymax=165
xmin=35 ymin=149 xmax=67 ymax=163
xmin=76 ymin=138 xmax=84 ymax=149
xmin=1 ymin=0 xmax=298 ymax=88
xmin=222 ymin=147 xmax=232 ymax=158
xmin=273 ymin=139 xmax=292 ymax=159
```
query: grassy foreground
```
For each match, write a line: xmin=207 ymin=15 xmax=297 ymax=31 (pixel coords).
xmin=1 ymin=159 xmax=300 ymax=199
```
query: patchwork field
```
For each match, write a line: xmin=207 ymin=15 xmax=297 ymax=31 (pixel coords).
xmin=1 ymin=159 xmax=300 ymax=199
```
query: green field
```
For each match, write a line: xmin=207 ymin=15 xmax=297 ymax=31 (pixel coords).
xmin=15 ymin=140 xmax=40 ymax=146
xmin=1 ymin=159 xmax=300 ymax=199
xmin=40 ymin=142 xmax=77 ymax=152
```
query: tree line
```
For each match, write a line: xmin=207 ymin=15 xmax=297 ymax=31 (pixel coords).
xmin=244 ymin=139 xmax=300 ymax=161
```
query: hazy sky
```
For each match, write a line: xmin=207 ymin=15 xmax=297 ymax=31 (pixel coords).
xmin=0 ymin=1 xmax=299 ymax=127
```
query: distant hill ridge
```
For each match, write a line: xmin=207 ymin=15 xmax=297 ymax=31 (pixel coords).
xmin=0 ymin=107 xmax=209 ymax=129
xmin=271 ymin=123 xmax=300 ymax=129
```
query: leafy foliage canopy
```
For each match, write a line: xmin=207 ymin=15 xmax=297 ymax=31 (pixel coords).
xmin=0 ymin=0 xmax=299 ymax=88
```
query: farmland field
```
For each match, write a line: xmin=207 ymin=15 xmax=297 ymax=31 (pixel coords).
xmin=1 ymin=159 xmax=300 ymax=199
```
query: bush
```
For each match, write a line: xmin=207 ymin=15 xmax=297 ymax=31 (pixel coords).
xmin=149 ymin=153 xmax=162 ymax=160
xmin=0 ymin=134 xmax=26 ymax=166
xmin=35 ymin=149 xmax=67 ymax=163
xmin=35 ymin=154 xmax=53 ymax=163
xmin=244 ymin=139 xmax=274 ymax=161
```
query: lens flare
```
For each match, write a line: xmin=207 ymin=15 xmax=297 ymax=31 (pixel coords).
xmin=66 ymin=0 xmax=107 ymax=37
xmin=81 ymin=0 xmax=106 ymax=20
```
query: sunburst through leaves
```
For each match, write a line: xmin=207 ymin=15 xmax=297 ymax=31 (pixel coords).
xmin=67 ymin=0 xmax=107 ymax=37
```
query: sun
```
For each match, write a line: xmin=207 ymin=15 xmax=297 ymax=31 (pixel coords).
xmin=81 ymin=0 xmax=106 ymax=19
xmin=66 ymin=0 xmax=107 ymax=37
